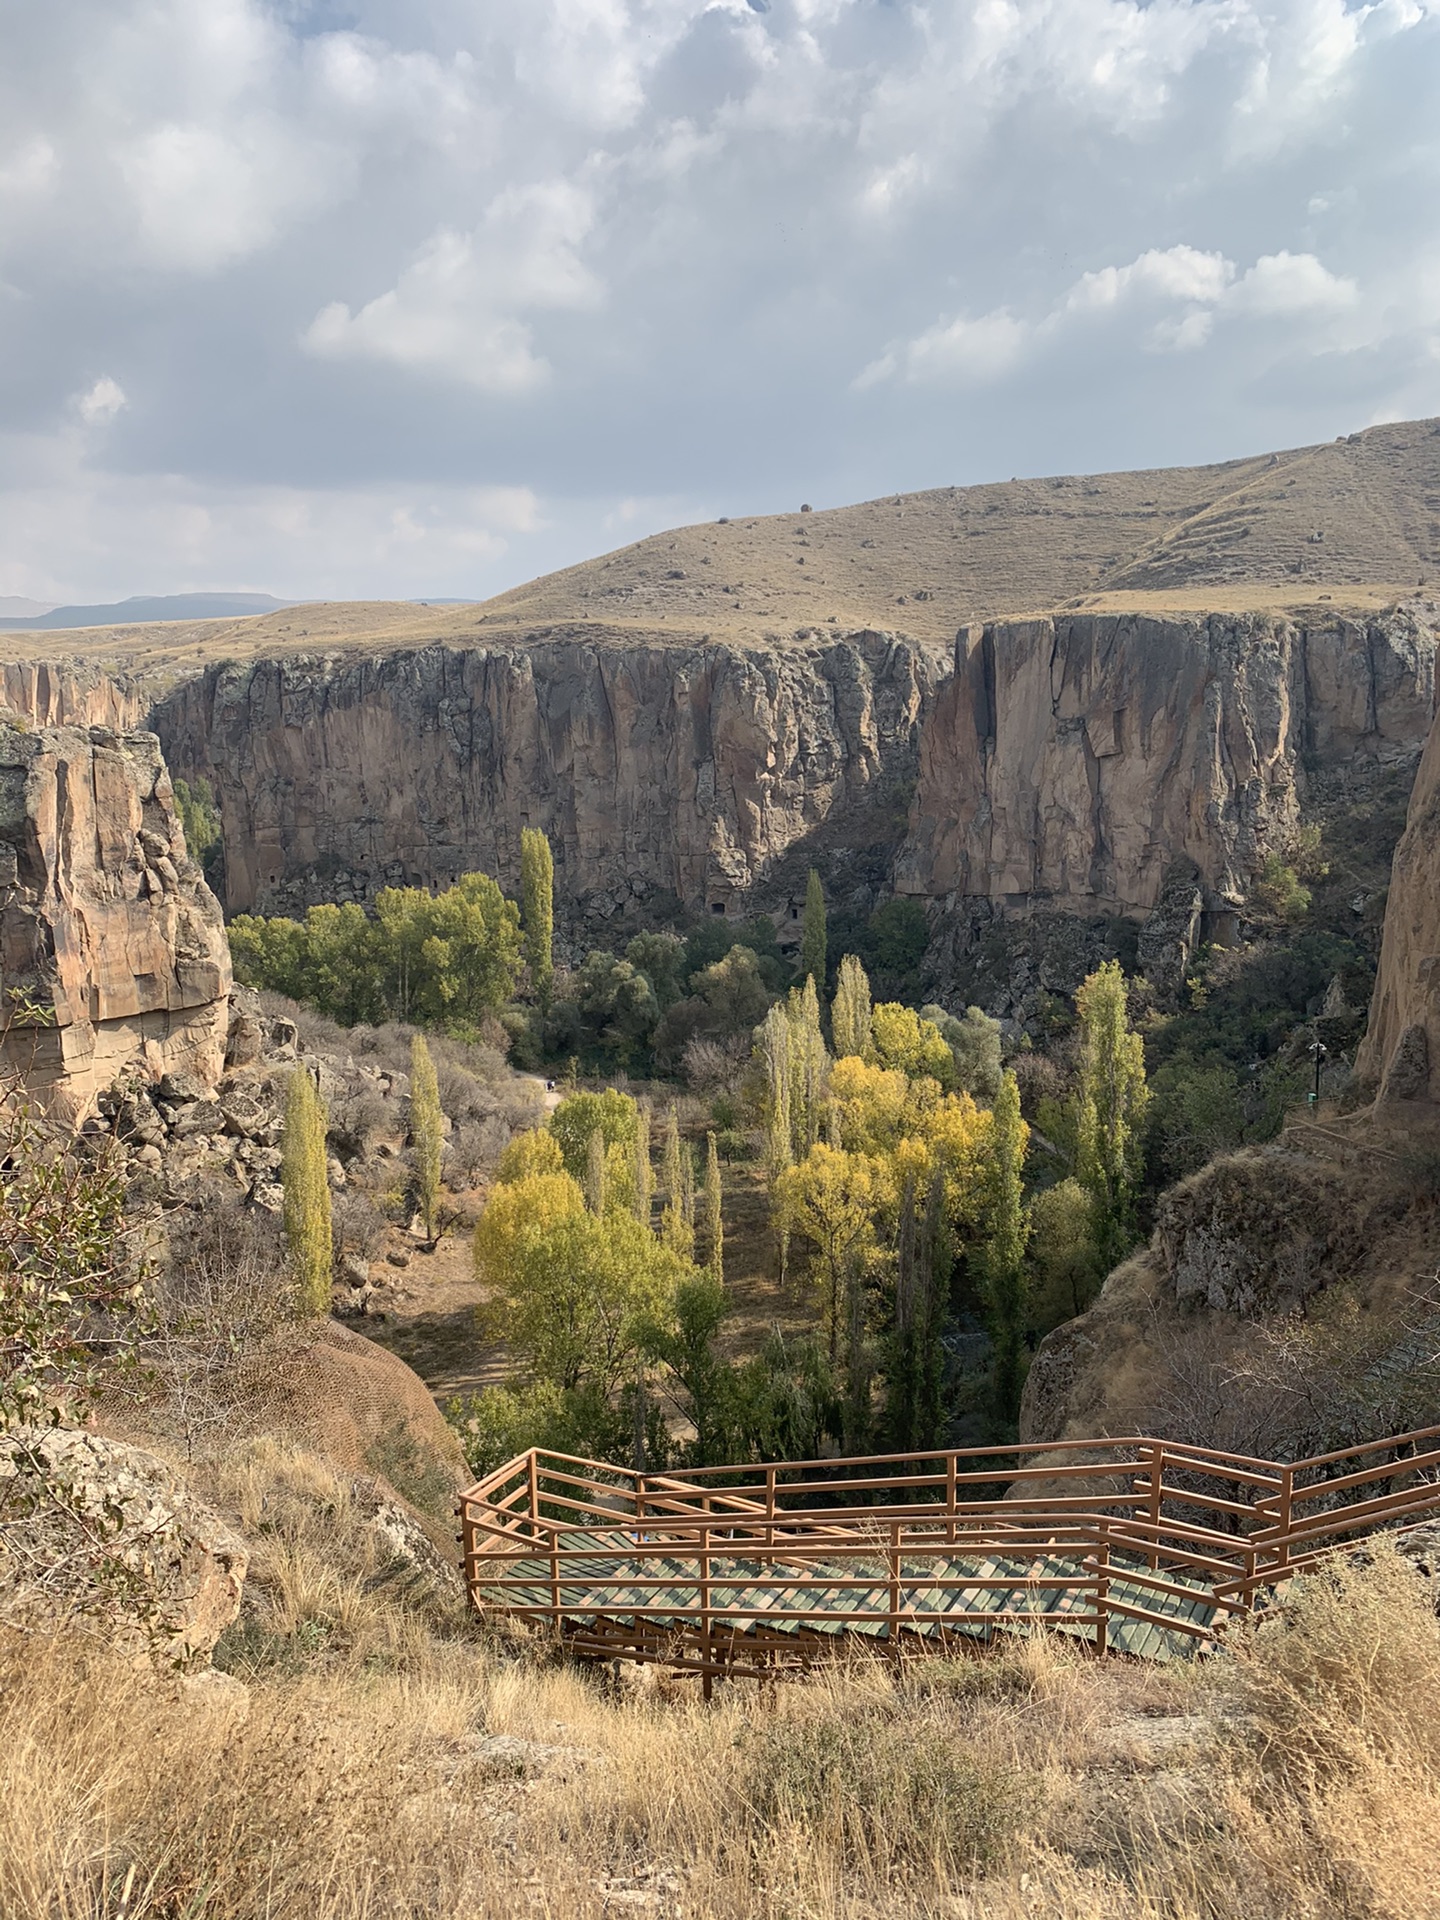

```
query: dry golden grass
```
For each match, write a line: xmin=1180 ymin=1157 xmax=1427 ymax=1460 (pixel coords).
xmin=2 ymin=1440 xmax=1438 ymax=1920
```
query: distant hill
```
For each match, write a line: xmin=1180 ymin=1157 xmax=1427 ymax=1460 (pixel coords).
xmin=0 ymin=597 xmax=56 ymax=621
xmin=0 ymin=593 xmax=297 ymax=632
xmin=4 ymin=418 xmax=1439 ymax=669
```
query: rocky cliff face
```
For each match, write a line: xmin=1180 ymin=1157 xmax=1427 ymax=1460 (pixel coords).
xmin=152 ymin=630 xmax=945 ymax=923
xmin=0 ymin=723 xmax=232 ymax=1120
xmin=1355 ymin=699 xmax=1440 ymax=1104
xmin=0 ymin=661 xmax=147 ymax=731
xmin=897 ymin=608 xmax=1438 ymax=928
xmin=151 ymin=607 xmax=1438 ymax=981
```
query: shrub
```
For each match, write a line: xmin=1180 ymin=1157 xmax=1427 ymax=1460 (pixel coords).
xmin=738 ymin=1685 xmax=1027 ymax=1873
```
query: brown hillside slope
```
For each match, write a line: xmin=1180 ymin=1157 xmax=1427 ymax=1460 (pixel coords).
xmin=2 ymin=418 xmax=1439 ymax=682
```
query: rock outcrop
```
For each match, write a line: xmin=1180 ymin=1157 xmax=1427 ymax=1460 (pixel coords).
xmin=0 ymin=723 xmax=232 ymax=1120
xmin=897 ymin=608 xmax=1438 ymax=925
xmin=0 ymin=1426 xmax=247 ymax=1667
xmin=1356 ymin=692 xmax=1440 ymax=1104
xmin=151 ymin=631 xmax=946 ymax=922
xmin=0 ymin=660 xmax=147 ymax=731
xmin=150 ymin=608 xmax=1437 ymax=985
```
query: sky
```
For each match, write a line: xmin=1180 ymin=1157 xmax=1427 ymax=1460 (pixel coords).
xmin=1 ymin=0 xmax=1438 ymax=606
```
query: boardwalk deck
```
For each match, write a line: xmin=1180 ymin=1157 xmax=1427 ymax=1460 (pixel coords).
xmin=459 ymin=1424 xmax=1440 ymax=1683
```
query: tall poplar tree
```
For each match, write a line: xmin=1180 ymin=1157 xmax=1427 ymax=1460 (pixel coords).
xmin=1073 ymin=960 xmax=1150 ymax=1270
xmin=633 ymin=1102 xmax=654 ymax=1228
xmin=702 ymin=1131 xmax=724 ymax=1281
xmin=661 ymin=1108 xmax=693 ymax=1257
xmin=981 ymin=1069 xmax=1030 ymax=1423
xmin=519 ymin=827 xmax=555 ymax=1005
xmin=800 ymin=867 xmax=827 ymax=989
xmin=282 ymin=1068 xmax=332 ymax=1316
xmin=409 ymin=1034 xmax=444 ymax=1244
xmin=831 ymin=953 xmax=872 ymax=1060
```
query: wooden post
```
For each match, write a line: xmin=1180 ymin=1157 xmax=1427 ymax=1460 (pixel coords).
xmin=1093 ymin=1520 xmax=1110 ymax=1657
xmin=1147 ymin=1441 xmax=1164 ymax=1570
xmin=527 ymin=1449 xmax=540 ymax=1537
xmin=945 ymin=1453 xmax=957 ymax=1546
xmin=765 ymin=1465 xmax=776 ymax=1550
xmin=889 ymin=1520 xmax=902 ymax=1653
xmin=635 ymin=1472 xmax=647 ymax=1540
xmin=1272 ymin=1465 xmax=1294 ymax=1583
xmin=699 ymin=1523 xmax=713 ymax=1702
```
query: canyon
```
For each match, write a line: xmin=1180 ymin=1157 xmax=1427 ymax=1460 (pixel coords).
xmin=1 ymin=419 xmax=1439 ymax=1095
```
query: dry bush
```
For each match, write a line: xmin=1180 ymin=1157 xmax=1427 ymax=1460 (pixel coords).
xmin=1219 ymin=1537 xmax=1440 ymax=1782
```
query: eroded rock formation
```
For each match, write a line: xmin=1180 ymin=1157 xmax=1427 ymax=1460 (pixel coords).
xmin=0 ymin=723 xmax=231 ymax=1120
xmin=897 ymin=608 xmax=1438 ymax=924
xmin=152 ymin=631 xmax=946 ymax=921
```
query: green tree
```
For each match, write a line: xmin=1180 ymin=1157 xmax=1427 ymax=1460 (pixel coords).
xmin=549 ymin=1088 xmax=639 ymax=1183
xmin=409 ymin=1034 xmax=444 ymax=1243
xmin=375 ymin=873 xmax=522 ymax=1028
xmin=475 ymin=1176 xmax=686 ymax=1394
xmin=633 ymin=1102 xmax=654 ymax=1227
xmin=640 ymin=1271 xmax=733 ymax=1465
xmin=1028 ymin=1178 xmax=1099 ymax=1326
xmin=172 ymin=775 xmax=221 ymax=871
xmin=520 ymin=827 xmax=555 ymax=1004
xmin=661 ymin=1108 xmax=694 ymax=1258
xmin=569 ymin=951 xmax=660 ymax=1067
xmin=585 ymin=1127 xmax=608 ymax=1215
xmin=800 ymin=868 xmax=828 ymax=988
xmin=1074 ymin=961 xmax=1150 ymax=1270
xmin=980 ymin=1070 xmax=1030 ymax=1423
xmin=787 ymin=977 xmax=830 ymax=1158
xmin=831 ymin=953 xmax=873 ymax=1060
xmin=886 ymin=1171 xmax=949 ymax=1451
xmin=625 ymin=931 xmax=687 ymax=1010
xmin=702 ymin=1131 xmax=724 ymax=1280
xmin=282 ymin=1068 xmax=332 ymax=1317
xmin=759 ymin=1002 xmax=793 ymax=1177
xmin=923 ymin=1004 xmax=1003 ymax=1103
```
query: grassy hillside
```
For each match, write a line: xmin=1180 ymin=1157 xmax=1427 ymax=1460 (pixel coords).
xmin=3 ymin=419 xmax=1438 ymax=687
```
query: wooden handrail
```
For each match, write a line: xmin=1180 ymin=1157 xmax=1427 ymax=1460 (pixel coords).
xmin=457 ymin=1426 xmax=1440 ymax=1679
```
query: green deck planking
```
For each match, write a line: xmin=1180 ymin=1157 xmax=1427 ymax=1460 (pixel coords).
xmin=472 ymin=1525 xmax=1221 ymax=1662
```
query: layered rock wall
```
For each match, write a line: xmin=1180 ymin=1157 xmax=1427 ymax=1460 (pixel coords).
xmin=152 ymin=631 xmax=944 ymax=920
xmin=0 ymin=724 xmax=232 ymax=1120
xmin=897 ymin=608 xmax=1438 ymax=920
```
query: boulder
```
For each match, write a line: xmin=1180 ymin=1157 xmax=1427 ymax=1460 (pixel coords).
xmin=0 ymin=1426 xmax=247 ymax=1668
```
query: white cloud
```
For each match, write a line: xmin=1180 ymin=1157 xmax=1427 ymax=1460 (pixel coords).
xmin=1227 ymin=249 xmax=1360 ymax=315
xmin=304 ymin=181 xmax=599 ymax=391
xmin=75 ymin=376 xmax=127 ymax=425
xmin=0 ymin=0 xmax=1437 ymax=596
xmin=1065 ymin=246 xmax=1235 ymax=314
xmin=867 ymin=242 xmax=1374 ymax=388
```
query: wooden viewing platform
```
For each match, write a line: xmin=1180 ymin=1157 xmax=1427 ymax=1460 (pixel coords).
xmin=459 ymin=1424 xmax=1440 ymax=1689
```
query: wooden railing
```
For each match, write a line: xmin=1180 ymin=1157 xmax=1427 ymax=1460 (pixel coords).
xmin=458 ymin=1425 xmax=1440 ymax=1684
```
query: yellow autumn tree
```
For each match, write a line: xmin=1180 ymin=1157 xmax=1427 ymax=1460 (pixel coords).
xmin=774 ymin=1143 xmax=895 ymax=1363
